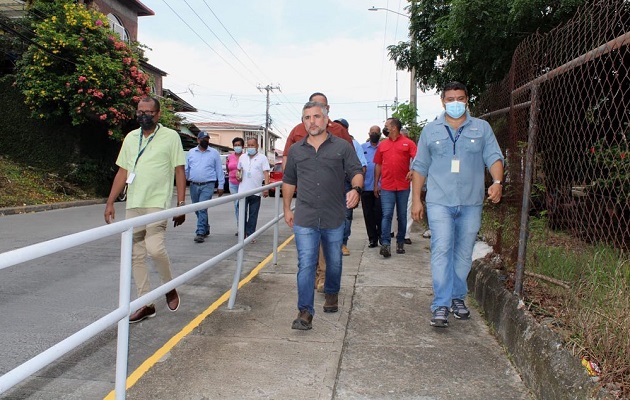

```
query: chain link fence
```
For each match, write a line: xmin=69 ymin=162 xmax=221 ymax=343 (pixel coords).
xmin=474 ymin=0 xmax=629 ymax=291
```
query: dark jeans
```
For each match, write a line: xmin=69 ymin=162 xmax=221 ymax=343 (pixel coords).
xmin=244 ymin=195 xmax=262 ymax=237
xmin=361 ymin=190 xmax=382 ymax=244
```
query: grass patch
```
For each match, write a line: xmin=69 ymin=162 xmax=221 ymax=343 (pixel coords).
xmin=0 ymin=156 xmax=96 ymax=208
xmin=480 ymin=207 xmax=630 ymax=398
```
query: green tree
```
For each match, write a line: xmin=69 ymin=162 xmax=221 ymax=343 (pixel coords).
xmin=15 ymin=0 xmax=151 ymax=139
xmin=391 ymin=101 xmax=426 ymax=143
xmin=388 ymin=0 xmax=586 ymax=99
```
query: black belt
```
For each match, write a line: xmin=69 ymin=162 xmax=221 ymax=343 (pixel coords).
xmin=190 ymin=180 xmax=216 ymax=186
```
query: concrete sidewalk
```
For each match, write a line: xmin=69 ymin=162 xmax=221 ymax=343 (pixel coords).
xmin=126 ymin=223 xmax=531 ymax=399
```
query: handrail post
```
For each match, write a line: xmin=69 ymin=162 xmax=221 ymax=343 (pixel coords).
xmin=273 ymin=188 xmax=280 ymax=264
xmin=228 ymin=196 xmax=247 ymax=309
xmin=114 ymin=228 xmax=133 ymax=399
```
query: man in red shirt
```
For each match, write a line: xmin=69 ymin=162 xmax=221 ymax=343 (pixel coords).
xmin=373 ymin=117 xmax=417 ymax=257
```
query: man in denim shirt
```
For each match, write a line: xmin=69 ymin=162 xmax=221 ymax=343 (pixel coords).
xmin=411 ymin=81 xmax=504 ymax=328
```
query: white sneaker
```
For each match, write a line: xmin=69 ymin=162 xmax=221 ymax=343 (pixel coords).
xmin=422 ymin=229 xmax=431 ymax=239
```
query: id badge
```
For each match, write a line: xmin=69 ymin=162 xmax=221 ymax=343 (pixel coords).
xmin=126 ymin=172 xmax=136 ymax=184
xmin=451 ymin=159 xmax=460 ymax=173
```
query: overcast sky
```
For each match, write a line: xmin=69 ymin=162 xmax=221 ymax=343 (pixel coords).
xmin=137 ymin=0 xmax=443 ymax=146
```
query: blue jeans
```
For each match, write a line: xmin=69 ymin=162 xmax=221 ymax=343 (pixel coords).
xmin=380 ymin=189 xmax=410 ymax=246
xmin=426 ymin=203 xmax=482 ymax=312
xmin=293 ymin=223 xmax=344 ymax=316
xmin=229 ymin=182 xmax=239 ymax=227
xmin=244 ymin=195 xmax=261 ymax=237
xmin=190 ymin=182 xmax=215 ymax=235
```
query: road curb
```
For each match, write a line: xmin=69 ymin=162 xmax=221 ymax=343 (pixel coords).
xmin=469 ymin=257 xmax=603 ymax=400
xmin=0 ymin=199 xmax=108 ymax=217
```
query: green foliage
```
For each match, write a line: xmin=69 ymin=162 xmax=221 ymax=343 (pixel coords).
xmin=14 ymin=0 xmax=151 ymax=139
xmin=588 ymin=130 xmax=629 ymax=204
xmin=388 ymin=0 xmax=587 ymax=99
xmin=391 ymin=101 xmax=426 ymax=143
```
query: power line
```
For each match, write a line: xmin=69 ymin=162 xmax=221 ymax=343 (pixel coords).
xmin=159 ymin=0 xmax=256 ymax=88
xmin=181 ymin=0 xmax=259 ymax=81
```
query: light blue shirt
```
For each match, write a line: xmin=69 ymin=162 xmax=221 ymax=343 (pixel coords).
xmin=185 ymin=145 xmax=223 ymax=183
xmin=412 ymin=112 xmax=504 ymax=206
xmin=361 ymin=141 xmax=380 ymax=191
xmin=352 ymin=139 xmax=368 ymax=167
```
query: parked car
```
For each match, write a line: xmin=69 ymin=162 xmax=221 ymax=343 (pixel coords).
xmin=269 ymin=162 xmax=283 ymax=197
xmin=269 ymin=162 xmax=296 ymax=197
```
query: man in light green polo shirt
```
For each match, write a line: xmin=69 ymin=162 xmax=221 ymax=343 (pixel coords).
xmin=105 ymin=96 xmax=187 ymax=323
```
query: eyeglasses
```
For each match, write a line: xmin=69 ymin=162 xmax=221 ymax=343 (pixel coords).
xmin=136 ymin=110 xmax=157 ymax=117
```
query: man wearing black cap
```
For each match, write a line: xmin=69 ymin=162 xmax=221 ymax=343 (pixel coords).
xmin=185 ymin=131 xmax=224 ymax=243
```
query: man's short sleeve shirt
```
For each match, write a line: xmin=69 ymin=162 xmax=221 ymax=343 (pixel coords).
xmin=116 ymin=125 xmax=185 ymax=210
xmin=373 ymin=135 xmax=417 ymax=191
xmin=283 ymin=134 xmax=363 ymax=228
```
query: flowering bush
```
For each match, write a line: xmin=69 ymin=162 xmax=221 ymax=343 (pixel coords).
xmin=589 ymin=129 xmax=629 ymax=204
xmin=15 ymin=1 xmax=151 ymax=139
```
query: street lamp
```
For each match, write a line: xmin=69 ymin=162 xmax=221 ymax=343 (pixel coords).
xmin=368 ymin=6 xmax=410 ymax=19
xmin=369 ymin=6 xmax=417 ymax=121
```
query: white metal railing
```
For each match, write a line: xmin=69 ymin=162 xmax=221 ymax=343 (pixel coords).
xmin=0 ymin=182 xmax=285 ymax=399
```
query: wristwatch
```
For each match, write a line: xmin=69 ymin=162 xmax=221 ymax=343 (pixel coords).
xmin=177 ymin=201 xmax=186 ymax=206
xmin=493 ymin=180 xmax=503 ymax=186
xmin=352 ymin=186 xmax=363 ymax=195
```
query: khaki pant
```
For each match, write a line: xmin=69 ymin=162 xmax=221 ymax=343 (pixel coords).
xmin=126 ymin=208 xmax=174 ymax=299
xmin=315 ymin=244 xmax=326 ymax=291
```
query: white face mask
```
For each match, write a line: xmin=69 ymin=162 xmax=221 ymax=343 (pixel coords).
xmin=445 ymin=101 xmax=466 ymax=118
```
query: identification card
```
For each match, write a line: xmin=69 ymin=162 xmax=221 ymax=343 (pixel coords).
xmin=126 ymin=172 xmax=136 ymax=184
xmin=451 ymin=159 xmax=460 ymax=173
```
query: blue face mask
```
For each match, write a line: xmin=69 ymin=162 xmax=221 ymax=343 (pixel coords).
xmin=234 ymin=146 xmax=243 ymax=154
xmin=247 ymin=148 xmax=257 ymax=156
xmin=445 ymin=101 xmax=466 ymax=118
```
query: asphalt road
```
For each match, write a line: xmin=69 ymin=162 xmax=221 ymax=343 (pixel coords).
xmin=0 ymin=194 xmax=294 ymax=399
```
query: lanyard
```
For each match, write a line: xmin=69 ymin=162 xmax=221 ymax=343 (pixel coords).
xmin=444 ymin=125 xmax=463 ymax=156
xmin=134 ymin=124 xmax=160 ymax=170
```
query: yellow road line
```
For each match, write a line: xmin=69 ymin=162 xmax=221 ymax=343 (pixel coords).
xmin=103 ymin=235 xmax=295 ymax=400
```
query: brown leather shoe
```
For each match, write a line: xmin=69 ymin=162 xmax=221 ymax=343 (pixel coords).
xmin=166 ymin=289 xmax=180 ymax=312
xmin=323 ymin=293 xmax=338 ymax=313
xmin=291 ymin=309 xmax=313 ymax=330
xmin=129 ymin=304 xmax=156 ymax=324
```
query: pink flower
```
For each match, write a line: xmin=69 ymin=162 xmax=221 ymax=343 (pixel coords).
xmin=621 ymin=153 xmax=626 ymax=160
xmin=77 ymin=89 xmax=83 ymax=93
xmin=590 ymin=147 xmax=595 ymax=154
xmin=65 ymin=82 xmax=70 ymax=87
xmin=108 ymin=130 xmax=113 ymax=136
xmin=100 ymin=114 xmax=107 ymax=120
xmin=95 ymin=20 xmax=103 ymax=26
xmin=78 ymin=76 xmax=86 ymax=82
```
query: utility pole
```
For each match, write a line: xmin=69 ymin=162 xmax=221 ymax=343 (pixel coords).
xmin=257 ymin=84 xmax=280 ymax=161
xmin=378 ymin=104 xmax=394 ymax=119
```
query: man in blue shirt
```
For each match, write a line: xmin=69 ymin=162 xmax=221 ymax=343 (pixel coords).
xmin=411 ymin=81 xmax=504 ymax=328
xmin=334 ymin=118 xmax=367 ymax=256
xmin=361 ymin=125 xmax=383 ymax=248
xmin=185 ymin=131 xmax=224 ymax=243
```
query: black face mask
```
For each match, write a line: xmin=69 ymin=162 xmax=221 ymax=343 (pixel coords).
xmin=137 ymin=114 xmax=156 ymax=130
xmin=199 ymin=140 xmax=209 ymax=149
xmin=382 ymin=127 xmax=389 ymax=137
xmin=369 ymin=134 xmax=381 ymax=143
